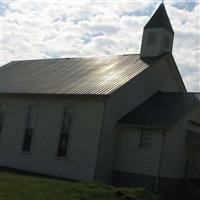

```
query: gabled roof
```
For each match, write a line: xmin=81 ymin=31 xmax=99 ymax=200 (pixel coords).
xmin=118 ymin=92 xmax=200 ymax=129
xmin=0 ymin=54 xmax=150 ymax=95
xmin=144 ymin=3 xmax=174 ymax=33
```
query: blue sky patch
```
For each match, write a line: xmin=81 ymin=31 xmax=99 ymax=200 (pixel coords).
xmin=121 ymin=3 xmax=158 ymax=17
xmin=44 ymin=50 xmax=68 ymax=58
xmin=81 ymin=32 xmax=103 ymax=44
xmin=173 ymin=1 xmax=198 ymax=11
xmin=0 ymin=1 xmax=8 ymax=16
xmin=52 ymin=15 xmax=67 ymax=23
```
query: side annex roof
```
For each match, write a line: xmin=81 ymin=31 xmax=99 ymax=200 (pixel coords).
xmin=118 ymin=92 xmax=200 ymax=129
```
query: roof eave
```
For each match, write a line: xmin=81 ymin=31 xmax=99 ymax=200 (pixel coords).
xmin=0 ymin=92 xmax=110 ymax=100
xmin=116 ymin=123 xmax=169 ymax=131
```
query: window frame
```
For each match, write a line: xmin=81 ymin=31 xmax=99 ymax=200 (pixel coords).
xmin=56 ymin=105 xmax=75 ymax=160
xmin=0 ymin=104 xmax=6 ymax=144
xmin=21 ymin=105 xmax=38 ymax=153
xmin=139 ymin=129 xmax=153 ymax=150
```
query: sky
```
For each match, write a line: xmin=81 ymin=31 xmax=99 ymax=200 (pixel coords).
xmin=0 ymin=0 xmax=200 ymax=92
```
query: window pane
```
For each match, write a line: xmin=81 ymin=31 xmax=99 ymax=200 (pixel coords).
xmin=22 ymin=129 xmax=33 ymax=152
xmin=57 ymin=107 xmax=73 ymax=157
xmin=0 ymin=104 xmax=6 ymax=134
xmin=57 ymin=132 xmax=69 ymax=157
xmin=22 ymin=105 xmax=38 ymax=152
xmin=139 ymin=130 xmax=153 ymax=149
xmin=62 ymin=108 xmax=72 ymax=132
xmin=0 ymin=105 xmax=2 ymax=133
xmin=27 ymin=106 xmax=38 ymax=129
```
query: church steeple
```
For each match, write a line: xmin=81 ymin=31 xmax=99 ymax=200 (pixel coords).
xmin=140 ymin=3 xmax=174 ymax=58
xmin=145 ymin=3 xmax=174 ymax=33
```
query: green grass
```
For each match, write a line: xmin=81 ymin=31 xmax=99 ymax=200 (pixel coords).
xmin=0 ymin=171 xmax=160 ymax=200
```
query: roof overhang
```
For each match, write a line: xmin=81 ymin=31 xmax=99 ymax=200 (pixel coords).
xmin=116 ymin=123 xmax=168 ymax=131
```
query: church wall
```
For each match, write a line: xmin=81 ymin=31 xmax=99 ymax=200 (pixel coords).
xmin=114 ymin=127 xmax=162 ymax=176
xmin=0 ymin=95 xmax=105 ymax=181
xmin=161 ymin=103 xmax=200 ymax=179
xmin=109 ymin=104 xmax=200 ymax=193
xmin=95 ymin=55 xmax=185 ymax=182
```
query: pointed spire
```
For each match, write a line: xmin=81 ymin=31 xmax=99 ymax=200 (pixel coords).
xmin=144 ymin=3 xmax=174 ymax=33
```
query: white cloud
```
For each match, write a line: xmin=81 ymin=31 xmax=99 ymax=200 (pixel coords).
xmin=0 ymin=0 xmax=199 ymax=91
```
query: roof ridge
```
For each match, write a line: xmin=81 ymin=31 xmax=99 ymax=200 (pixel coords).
xmin=3 ymin=54 xmax=141 ymax=64
xmin=159 ymin=91 xmax=200 ymax=94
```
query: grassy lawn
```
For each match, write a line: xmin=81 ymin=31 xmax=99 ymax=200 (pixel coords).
xmin=0 ymin=170 xmax=160 ymax=200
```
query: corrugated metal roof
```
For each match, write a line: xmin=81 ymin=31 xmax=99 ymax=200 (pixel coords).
xmin=144 ymin=3 xmax=174 ymax=33
xmin=118 ymin=92 xmax=200 ymax=128
xmin=0 ymin=54 xmax=150 ymax=95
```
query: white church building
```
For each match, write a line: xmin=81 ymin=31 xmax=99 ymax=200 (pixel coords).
xmin=0 ymin=3 xmax=200 ymax=196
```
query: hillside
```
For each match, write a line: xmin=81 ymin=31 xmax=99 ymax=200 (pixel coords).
xmin=0 ymin=170 xmax=160 ymax=200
